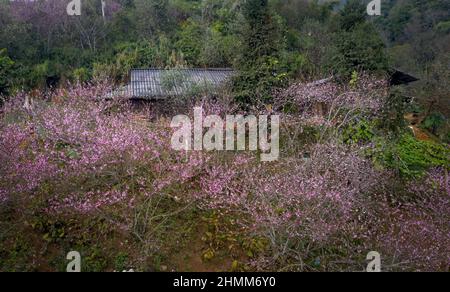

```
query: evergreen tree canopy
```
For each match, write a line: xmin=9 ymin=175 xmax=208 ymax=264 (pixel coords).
xmin=232 ymin=0 xmax=285 ymax=105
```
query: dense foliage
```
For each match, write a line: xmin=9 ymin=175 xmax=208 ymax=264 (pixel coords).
xmin=0 ymin=1 xmax=390 ymax=89
xmin=232 ymin=0 xmax=285 ymax=105
xmin=1 ymin=1 xmax=447 ymax=120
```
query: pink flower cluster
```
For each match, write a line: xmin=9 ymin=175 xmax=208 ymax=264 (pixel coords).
xmin=0 ymin=123 xmax=58 ymax=195
xmin=378 ymin=168 xmax=450 ymax=270
xmin=248 ymin=144 xmax=380 ymax=241
xmin=47 ymin=189 xmax=133 ymax=215
xmin=0 ymin=85 xmax=176 ymax=213
xmin=407 ymin=168 xmax=450 ymax=198
xmin=190 ymin=153 xmax=254 ymax=208
xmin=377 ymin=211 xmax=450 ymax=271
xmin=274 ymin=75 xmax=388 ymax=118
xmin=194 ymin=143 xmax=449 ymax=271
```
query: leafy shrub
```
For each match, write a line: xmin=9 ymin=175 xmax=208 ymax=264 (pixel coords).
xmin=372 ymin=134 xmax=450 ymax=177
xmin=436 ymin=20 xmax=450 ymax=33
xmin=279 ymin=51 xmax=311 ymax=79
xmin=422 ymin=112 xmax=446 ymax=135
xmin=0 ymin=49 xmax=14 ymax=95
xmin=72 ymin=68 xmax=90 ymax=84
xmin=92 ymin=62 xmax=116 ymax=83
xmin=176 ymin=20 xmax=204 ymax=66
xmin=233 ymin=56 xmax=287 ymax=105
xmin=200 ymin=28 xmax=238 ymax=67
xmin=342 ymin=119 xmax=375 ymax=144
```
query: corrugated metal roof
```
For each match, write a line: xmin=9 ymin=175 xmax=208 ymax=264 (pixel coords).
xmin=114 ymin=68 xmax=234 ymax=99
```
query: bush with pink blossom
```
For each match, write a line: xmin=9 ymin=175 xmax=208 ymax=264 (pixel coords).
xmin=195 ymin=143 xmax=384 ymax=270
xmin=195 ymin=144 xmax=449 ymax=271
xmin=274 ymin=75 xmax=388 ymax=118
xmin=0 ymin=85 xmax=205 ymax=218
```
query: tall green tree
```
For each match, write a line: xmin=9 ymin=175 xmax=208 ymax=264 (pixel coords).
xmin=0 ymin=49 xmax=14 ymax=95
xmin=332 ymin=0 xmax=389 ymax=78
xmin=232 ymin=0 xmax=285 ymax=105
xmin=338 ymin=0 xmax=366 ymax=31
